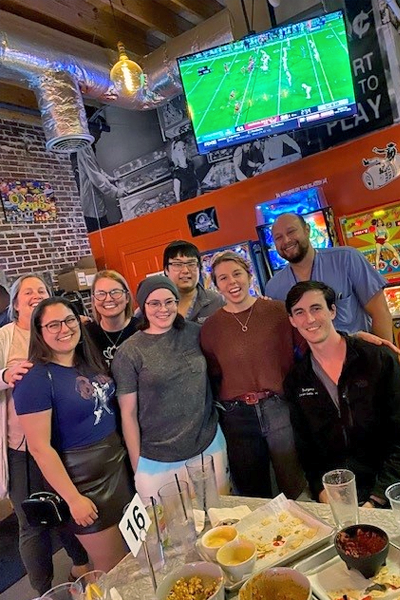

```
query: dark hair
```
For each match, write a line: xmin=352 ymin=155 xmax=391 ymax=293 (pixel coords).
xmin=0 ymin=285 xmax=10 ymax=313
xmin=272 ymin=212 xmax=308 ymax=232
xmin=138 ymin=312 xmax=186 ymax=332
xmin=163 ymin=240 xmax=200 ymax=270
xmin=285 ymin=280 xmax=337 ymax=314
xmin=29 ymin=297 xmax=108 ymax=375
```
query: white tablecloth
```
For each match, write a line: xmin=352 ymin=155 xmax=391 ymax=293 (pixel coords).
xmin=107 ymin=496 xmax=400 ymax=600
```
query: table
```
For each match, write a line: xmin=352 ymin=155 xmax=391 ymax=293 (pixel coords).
xmin=107 ymin=496 xmax=400 ymax=600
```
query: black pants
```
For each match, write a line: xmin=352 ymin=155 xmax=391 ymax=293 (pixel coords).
xmin=218 ymin=395 xmax=305 ymax=499
xmin=8 ymin=449 xmax=88 ymax=596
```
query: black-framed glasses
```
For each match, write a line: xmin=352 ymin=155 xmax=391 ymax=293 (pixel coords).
xmin=167 ymin=260 xmax=199 ymax=272
xmin=145 ymin=299 xmax=179 ymax=310
xmin=41 ymin=315 xmax=79 ymax=334
xmin=92 ymin=288 xmax=128 ymax=301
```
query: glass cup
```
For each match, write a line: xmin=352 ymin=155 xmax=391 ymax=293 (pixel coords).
xmin=385 ymin=482 xmax=400 ymax=524
xmin=75 ymin=570 xmax=109 ymax=600
xmin=158 ymin=480 xmax=197 ymax=553
xmin=138 ymin=498 xmax=166 ymax=572
xmin=40 ymin=582 xmax=81 ymax=600
xmin=186 ymin=454 xmax=220 ymax=516
xmin=322 ymin=468 xmax=359 ymax=529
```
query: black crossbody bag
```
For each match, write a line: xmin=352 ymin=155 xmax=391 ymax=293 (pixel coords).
xmin=21 ymin=369 xmax=71 ymax=527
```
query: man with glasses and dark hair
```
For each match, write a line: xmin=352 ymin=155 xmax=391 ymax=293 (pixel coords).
xmin=163 ymin=240 xmax=225 ymax=324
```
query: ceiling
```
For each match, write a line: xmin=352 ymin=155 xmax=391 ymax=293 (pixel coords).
xmin=0 ymin=0 xmax=227 ymax=113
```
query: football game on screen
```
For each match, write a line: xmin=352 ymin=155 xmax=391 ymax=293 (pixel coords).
xmin=178 ymin=10 xmax=357 ymax=153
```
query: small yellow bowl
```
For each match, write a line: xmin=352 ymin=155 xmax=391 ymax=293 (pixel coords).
xmin=200 ymin=525 xmax=238 ymax=561
xmin=216 ymin=538 xmax=256 ymax=582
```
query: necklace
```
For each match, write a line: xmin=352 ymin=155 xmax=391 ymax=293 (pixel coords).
xmin=102 ymin=319 xmax=129 ymax=351
xmin=230 ymin=303 xmax=255 ymax=332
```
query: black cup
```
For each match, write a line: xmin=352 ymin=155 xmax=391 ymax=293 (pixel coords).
xmin=334 ymin=524 xmax=389 ymax=579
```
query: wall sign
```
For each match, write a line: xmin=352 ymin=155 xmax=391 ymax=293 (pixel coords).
xmin=187 ymin=207 xmax=219 ymax=237
xmin=0 ymin=179 xmax=57 ymax=223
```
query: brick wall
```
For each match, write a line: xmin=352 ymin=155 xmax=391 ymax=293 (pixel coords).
xmin=0 ymin=117 xmax=91 ymax=292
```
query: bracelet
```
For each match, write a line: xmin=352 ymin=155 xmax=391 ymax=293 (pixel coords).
xmin=1 ymin=369 xmax=7 ymax=384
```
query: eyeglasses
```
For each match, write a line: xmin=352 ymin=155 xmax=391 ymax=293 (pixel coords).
xmin=92 ymin=289 xmax=127 ymax=301
xmin=167 ymin=260 xmax=199 ymax=272
xmin=41 ymin=315 xmax=79 ymax=334
xmin=145 ymin=299 xmax=179 ymax=311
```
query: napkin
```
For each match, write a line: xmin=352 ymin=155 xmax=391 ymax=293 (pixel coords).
xmin=194 ymin=508 xmax=206 ymax=533
xmin=208 ymin=505 xmax=252 ymax=528
xmin=110 ymin=588 xmax=123 ymax=600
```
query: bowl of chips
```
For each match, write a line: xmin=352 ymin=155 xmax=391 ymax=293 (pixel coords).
xmin=155 ymin=561 xmax=224 ymax=600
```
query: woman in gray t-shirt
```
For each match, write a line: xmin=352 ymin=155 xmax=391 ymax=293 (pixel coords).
xmin=112 ymin=275 xmax=229 ymax=499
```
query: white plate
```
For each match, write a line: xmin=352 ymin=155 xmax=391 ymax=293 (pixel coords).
xmin=196 ymin=494 xmax=334 ymax=593
xmin=294 ymin=542 xmax=400 ymax=600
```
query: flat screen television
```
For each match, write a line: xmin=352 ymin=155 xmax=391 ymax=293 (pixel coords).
xmin=177 ymin=10 xmax=357 ymax=154
xmin=257 ymin=208 xmax=337 ymax=273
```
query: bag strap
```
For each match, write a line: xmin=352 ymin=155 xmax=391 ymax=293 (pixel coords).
xmin=25 ymin=368 xmax=55 ymax=496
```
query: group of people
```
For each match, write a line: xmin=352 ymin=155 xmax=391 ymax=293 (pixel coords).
xmin=1 ymin=213 xmax=400 ymax=596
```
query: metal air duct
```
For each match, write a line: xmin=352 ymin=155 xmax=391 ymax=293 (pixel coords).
xmin=0 ymin=9 xmax=234 ymax=153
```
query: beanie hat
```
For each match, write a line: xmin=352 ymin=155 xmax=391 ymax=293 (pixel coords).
xmin=136 ymin=275 xmax=180 ymax=313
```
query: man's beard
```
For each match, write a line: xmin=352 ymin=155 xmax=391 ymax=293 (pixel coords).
xmin=282 ymin=241 xmax=309 ymax=264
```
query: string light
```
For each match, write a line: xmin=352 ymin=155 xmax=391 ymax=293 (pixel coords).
xmin=110 ymin=41 xmax=143 ymax=95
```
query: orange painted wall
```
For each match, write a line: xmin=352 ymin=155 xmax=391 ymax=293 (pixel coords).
xmin=89 ymin=122 xmax=400 ymax=291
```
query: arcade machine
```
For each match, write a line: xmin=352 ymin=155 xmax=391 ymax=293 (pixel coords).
xmin=257 ymin=207 xmax=339 ymax=275
xmin=200 ymin=241 xmax=268 ymax=297
xmin=255 ymin=186 xmax=326 ymax=226
xmin=339 ymin=202 xmax=400 ymax=346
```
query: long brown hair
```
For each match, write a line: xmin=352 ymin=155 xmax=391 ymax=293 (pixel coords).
xmin=29 ymin=297 xmax=108 ymax=375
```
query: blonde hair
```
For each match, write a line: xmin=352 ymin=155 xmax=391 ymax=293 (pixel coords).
xmin=91 ymin=270 xmax=133 ymax=323
xmin=210 ymin=251 xmax=251 ymax=286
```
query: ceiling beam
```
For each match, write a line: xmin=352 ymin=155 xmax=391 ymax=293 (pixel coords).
xmin=0 ymin=0 xmax=161 ymax=57
xmin=166 ymin=0 xmax=224 ymax=20
xmin=96 ymin=0 xmax=193 ymax=38
xmin=0 ymin=81 xmax=39 ymax=110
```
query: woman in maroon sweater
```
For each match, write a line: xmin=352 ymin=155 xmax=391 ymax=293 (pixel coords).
xmin=200 ymin=251 xmax=305 ymax=498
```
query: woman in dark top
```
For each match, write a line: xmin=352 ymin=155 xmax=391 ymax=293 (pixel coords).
xmin=14 ymin=297 xmax=134 ymax=572
xmin=86 ymin=270 xmax=139 ymax=367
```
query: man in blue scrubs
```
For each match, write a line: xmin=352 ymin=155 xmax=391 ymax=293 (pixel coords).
xmin=265 ymin=213 xmax=392 ymax=340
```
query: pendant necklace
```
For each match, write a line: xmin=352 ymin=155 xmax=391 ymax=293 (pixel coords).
xmin=230 ymin=302 xmax=255 ymax=332
xmin=102 ymin=321 xmax=127 ymax=351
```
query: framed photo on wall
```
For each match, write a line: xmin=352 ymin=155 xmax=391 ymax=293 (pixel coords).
xmin=0 ymin=179 xmax=57 ymax=224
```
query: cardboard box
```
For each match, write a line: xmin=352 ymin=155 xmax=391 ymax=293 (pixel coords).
xmin=58 ymin=255 xmax=97 ymax=292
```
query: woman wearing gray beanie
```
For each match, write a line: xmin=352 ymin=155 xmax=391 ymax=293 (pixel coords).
xmin=112 ymin=275 xmax=229 ymax=499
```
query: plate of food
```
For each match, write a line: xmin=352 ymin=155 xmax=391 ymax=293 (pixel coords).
xmin=196 ymin=494 xmax=334 ymax=592
xmin=294 ymin=542 xmax=400 ymax=600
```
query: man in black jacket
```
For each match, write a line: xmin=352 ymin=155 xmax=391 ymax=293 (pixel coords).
xmin=284 ymin=280 xmax=400 ymax=508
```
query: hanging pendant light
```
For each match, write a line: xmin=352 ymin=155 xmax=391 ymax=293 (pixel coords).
xmin=110 ymin=41 xmax=143 ymax=95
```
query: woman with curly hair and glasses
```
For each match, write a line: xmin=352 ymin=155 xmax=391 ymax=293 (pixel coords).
xmin=13 ymin=297 xmax=134 ymax=573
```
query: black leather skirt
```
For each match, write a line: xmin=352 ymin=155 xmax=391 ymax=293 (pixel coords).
xmin=61 ymin=431 xmax=134 ymax=534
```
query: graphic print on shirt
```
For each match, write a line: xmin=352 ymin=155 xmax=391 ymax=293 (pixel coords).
xmin=75 ymin=374 xmax=114 ymax=425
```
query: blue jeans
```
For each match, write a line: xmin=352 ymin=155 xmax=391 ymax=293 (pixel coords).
xmin=218 ymin=394 xmax=305 ymax=499
xmin=8 ymin=449 xmax=88 ymax=596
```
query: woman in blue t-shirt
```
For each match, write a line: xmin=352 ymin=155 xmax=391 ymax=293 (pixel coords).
xmin=13 ymin=297 xmax=134 ymax=573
